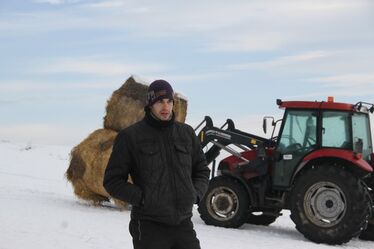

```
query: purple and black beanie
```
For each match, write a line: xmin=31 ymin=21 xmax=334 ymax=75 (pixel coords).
xmin=146 ymin=79 xmax=174 ymax=107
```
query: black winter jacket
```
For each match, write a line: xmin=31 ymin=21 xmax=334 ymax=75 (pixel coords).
xmin=103 ymin=112 xmax=210 ymax=225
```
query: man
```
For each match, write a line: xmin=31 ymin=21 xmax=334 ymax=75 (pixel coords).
xmin=103 ymin=80 xmax=210 ymax=249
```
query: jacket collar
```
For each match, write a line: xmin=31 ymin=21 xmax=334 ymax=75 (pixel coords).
xmin=144 ymin=109 xmax=175 ymax=129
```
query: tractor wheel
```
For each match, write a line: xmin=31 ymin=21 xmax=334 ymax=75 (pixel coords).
xmin=290 ymin=165 xmax=370 ymax=245
xmin=359 ymin=219 xmax=374 ymax=241
xmin=246 ymin=211 xmax=280 ymax=226
xmin=198 ymin=176 xmax=249 ymax=228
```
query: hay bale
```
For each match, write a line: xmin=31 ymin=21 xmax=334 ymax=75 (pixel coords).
xmin=173 ymin=93 xmax=188 ymax=123
xmin=67 ymin=76 xmax=188 ymax=209
xmin=104 ymin=76 xmax=188 ymax=131
xmin=66 ymin=128 xmax=129 ymax=209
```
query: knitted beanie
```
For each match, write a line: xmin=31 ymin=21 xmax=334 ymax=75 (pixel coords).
xmin=145 ymin=79 xmax=174 ymax=107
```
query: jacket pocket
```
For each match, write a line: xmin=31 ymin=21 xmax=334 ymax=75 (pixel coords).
xmin=139 ymin=143 xmax=162 ymax=183
xmin=174 ymin=143 xmax=192 ymax=170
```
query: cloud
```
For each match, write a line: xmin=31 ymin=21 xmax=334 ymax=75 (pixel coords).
xmin=0 ymin=80 xmax=121 ymax=92
xmin=31 ymin=58 xmax=166 ymax=77
xmin=285 ymin=89 xmax=374 ymax=99
xmin=155 ymin=72 xmax=227 ymax=83
xmin=205 ymin=33 xmax=286 ymax=52
xmin=87 ymin=0 xmax=127 ymax=8
xmin=2 ymin=0 xmax=371 ymax=57
xmin=195 ymin=0 xmax=371 ymax=52
xmin=7 ymin=1 xmax=364 ymax=34
xmin=33 ymin=0 xmax=82 ymax=5
xmin=0 ymin=12 xmax=93 ymax=37
xmin=230 ymin=51 xmax=330 ymax=70
xmin=0 ymin=99 xmax=17 ymax=105
xmin=310 ymin=73 xmax=374 ymax=87
xmin=285 ymin=73 xmax=374 ymax=99
xmin=33 ymin=0 xmax=65 ymax=4
xmin=294 ymin=73 xmax=374 ymax=98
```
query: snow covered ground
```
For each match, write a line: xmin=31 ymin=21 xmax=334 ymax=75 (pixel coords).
xmin=0 ymin=140 xmax=372 ymax=249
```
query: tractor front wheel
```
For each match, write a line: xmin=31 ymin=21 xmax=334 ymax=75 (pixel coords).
xmin=290 ymin=165 xmax=370 ymax=245
xmin=198 ymin=176 xmax=249 ymax=228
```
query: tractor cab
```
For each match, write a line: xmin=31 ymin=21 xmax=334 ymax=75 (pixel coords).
xmin=269 ymin=98 xmax=374 ymax=188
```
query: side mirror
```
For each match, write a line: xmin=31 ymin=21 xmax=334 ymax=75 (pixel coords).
xmin=263 ymin=118 xmax=267 ymax=134
xmin=263 ymin=116 xmax=275 ymax=134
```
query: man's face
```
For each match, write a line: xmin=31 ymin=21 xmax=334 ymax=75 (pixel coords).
xmin=150 ymin=98 xmax=174 ymax=121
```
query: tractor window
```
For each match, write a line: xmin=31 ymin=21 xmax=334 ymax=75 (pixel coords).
xmin=322 ymin=111 xmax=351 ymax=148
xmin=352 ymin=113 xmax=372 ymax=160
xmin=278 ymin=110 xmax=317 ymax=153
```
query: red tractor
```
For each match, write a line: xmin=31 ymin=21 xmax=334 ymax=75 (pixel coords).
xmin=195 ymin=98 xmax=374 ymax=245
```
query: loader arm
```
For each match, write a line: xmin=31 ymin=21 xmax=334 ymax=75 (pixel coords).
xmin=195 ymin=116 xmax=275 ymax=165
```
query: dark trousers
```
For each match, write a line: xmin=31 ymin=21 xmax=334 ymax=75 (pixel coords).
xmin=129 ymin=218 xmax=201 ymax=249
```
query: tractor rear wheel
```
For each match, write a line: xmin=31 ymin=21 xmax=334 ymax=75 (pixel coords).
xmin=290 ymin=165 xmax=371 ymax=245
xmin=198 ymin=176 xmax=249 ymax=228
xmin=359 ymin=220 xmax=374 ymax=241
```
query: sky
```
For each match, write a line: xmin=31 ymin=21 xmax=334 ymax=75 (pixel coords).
xmin=1 ymin=0 xmax=374 ymax=145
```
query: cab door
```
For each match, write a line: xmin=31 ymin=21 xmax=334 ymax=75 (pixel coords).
xmin=273 ymin=110 xmax=318 ymax=187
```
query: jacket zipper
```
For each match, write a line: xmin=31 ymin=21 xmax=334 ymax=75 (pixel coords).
xmin=165 ymin=128 xmax=178 ymax=222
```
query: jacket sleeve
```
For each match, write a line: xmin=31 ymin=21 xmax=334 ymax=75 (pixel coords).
xmin=190 ymin=127 xmax=210 ymax=203
xmin=103 ymin=131 xmax=143 ymax=206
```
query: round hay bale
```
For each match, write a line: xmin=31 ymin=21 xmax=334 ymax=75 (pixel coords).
xmin=174 ymin=93 xmax=188 ymax=123
xmin=104 ymin=76 xmax=188 ymax=131
xmin=66 ymin=128 xmax=129 ymax=209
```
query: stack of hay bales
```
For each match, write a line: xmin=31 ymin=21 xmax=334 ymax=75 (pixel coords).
xmin=66 ymin=76 xmax=188 ymax=209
